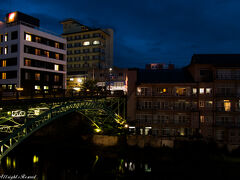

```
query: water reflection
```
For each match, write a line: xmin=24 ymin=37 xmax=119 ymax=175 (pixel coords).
xmin=1 ymin=145 xmax=240 ymax=180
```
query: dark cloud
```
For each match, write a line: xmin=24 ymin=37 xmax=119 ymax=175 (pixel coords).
xmin=1 ymin=0 xmax=240 ymax=68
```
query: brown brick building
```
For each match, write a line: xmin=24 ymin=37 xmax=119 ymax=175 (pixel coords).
xmin=127 ymin=54 xmax=240 ymax=145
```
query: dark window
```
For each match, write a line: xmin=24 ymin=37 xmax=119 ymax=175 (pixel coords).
xmin=11 ymin=44 xmax=18 ymax=53
xmin=11 ymin=31 xmax=18 ymax=40
xmin=0 ymin=35 xmax=3 ymax=42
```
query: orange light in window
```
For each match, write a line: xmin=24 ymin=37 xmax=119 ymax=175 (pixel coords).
xmin=8 ymin=12 xmax=16 ymax=23
xmin=2 ymin=72 xmax=6 ymax=79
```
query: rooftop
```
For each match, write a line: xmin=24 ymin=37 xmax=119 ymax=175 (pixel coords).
xmin=191 ymin=54 xmax=240 ymax=67
xmin=137 ymin=69 xmax=194 ymax=84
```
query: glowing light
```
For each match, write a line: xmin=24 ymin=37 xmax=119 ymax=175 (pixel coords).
xmin=33 ymin=155 xmax=39 ymax=163
xmin=73 ymin=87 xmax=80 ymax=91
xmin=94 ymin=128 xmax=101 ymax=133
xmin=78 ymin=78 xmax=82 ymax=83
xmin=6 ymin=157 xmax=11 ymax=168
xmin=13 ymin=159 xmax=16 ymax=169
xmin=8 ymin=12 xmax=16 ymax=23
xmin=44 ymin=86 xmax=49 ymax=90
xmin=25 ymin=34 xmax=32 ymax=41
xmin=54 ymin=64 xmax=59 ymax=71
xmin=16 ymin=87 xmax=23 ymax=91
xmin=12 ymin=110 xmax=26 ymax=117
xmin=83 ymin=41 xmax=90 ymax=46
xmin=93 ymin=40 xmax=100 ymax=45
xmin=70 ymin=78 xmax=74 ymax=81
xmin=7 ymin=111 xmax=11 ymax=115
xmin=124 ymin=124 xmax=129 ymax=128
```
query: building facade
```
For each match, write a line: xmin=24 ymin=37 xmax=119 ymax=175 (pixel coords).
xmin=127 ymin=54 xmax=240 ymax=146
xmin=0 ymin=12 xmax=67 ymax=96
xmin=67 ymin=67 xmax=128 ymax=94
xmin=61 ymin=19 xmax=113 ymax=78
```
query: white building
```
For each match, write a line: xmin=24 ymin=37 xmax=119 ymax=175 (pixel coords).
xmin=0 ymin=11 xmax=66 ymax=96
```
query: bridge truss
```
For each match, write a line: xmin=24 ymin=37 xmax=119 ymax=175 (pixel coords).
xmin=0 ymin=97 xmax=127 ymax=160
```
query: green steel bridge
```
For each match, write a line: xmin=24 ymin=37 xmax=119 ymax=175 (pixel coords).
xmin=0 ymin=97 xmax=127 ymax=161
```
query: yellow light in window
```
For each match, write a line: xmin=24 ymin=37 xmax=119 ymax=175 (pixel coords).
xmin=2 ymin=72 xmax=6 ymax=79
xmin=2 ymin=60 xmax=6 ymax=67
xmin=8 ymin=12 xmax=16 ymax=23
xmin=93 ymin=40 xmax=100 ymax=45
xmin=163 ymin=88 xmax=166 ymax=92
xmin=26 ymin=34 xmax=32 ymax=41
xmin=34 ymin=85 xmax=40 ymax=90
xmin=54 ymin=64 xmax=59 ymax=71
xmin=44 ymin=86 xmax=49 ymax=90
xmin=83 ymin=41 xmax=90 ymax=46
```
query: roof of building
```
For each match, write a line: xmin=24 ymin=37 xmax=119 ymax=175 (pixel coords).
xmin=191 ymin=54 xmax=240 ymax=66
xmin=137 ymin=69 xmax=194 ymax=84
xmin=60 ymin=18 xmax=84 ymax=25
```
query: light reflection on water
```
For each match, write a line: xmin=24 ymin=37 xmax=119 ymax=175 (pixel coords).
xmin=1 ymin=146 xmax=240 ymax=180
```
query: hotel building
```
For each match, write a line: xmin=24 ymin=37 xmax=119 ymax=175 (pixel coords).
xmin=0 ymin=12 xmax=67 ymax=96
xmin=60 ymin=19 xmax=113 ymax=89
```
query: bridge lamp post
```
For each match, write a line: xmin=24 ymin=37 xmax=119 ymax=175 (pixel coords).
xmin=109 ymin=68 xmax=112 ymax=93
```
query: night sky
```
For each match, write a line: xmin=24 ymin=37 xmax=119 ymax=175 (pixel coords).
xmin=1 ymin=0 xmax=240 ymax=68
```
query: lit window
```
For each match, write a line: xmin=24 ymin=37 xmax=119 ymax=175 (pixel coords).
xmin=44 ymin=86 xmax=49 ymax=90
xmin=8 ymin=85 xmax=12 ymax=89
xmin=4 ymin=46 xmax=8 ymax=54
xmin=2 ymin=85 xmax=6 ymax=89
xmin=35 ymin=36 xmax=41 ymax=42
xmin=93 ymin=40 xmax=100 ymax=45
xmin=34 ymin=85 xmax=40 ymax=90
xmin=199 ymin=88 xmax=204 ymax=94
xmin=176 ymin=88 xmax=186 ymax=96
xmin=70 ymin=78 xmax=74 ymax=81
xmin=4 ymin=33 xmax=8 ymax=42
xmin=2 ymin=60 xmax=6 ymax=67
xmin=55 ymin=53 xmax=59 ymax=60
xmin=35 ymin=73 xmax=40 ymax=81
xmin=25 ymin=34 xmax=32 ymax=41
xmin=44 ymin=51 xmax=50 ymax=57
xmin=206 ymin=88 xmax=212 ymax=94
xmin=35 ymin=49 xmax=40 ymax=55
xmin=83 ymin=41 xmax=90 ymax=46
xmin=200 ymin=116 xmax=205 ymax=123
xmin=224 ymin=100 xmax=231 ymax=111
xmin=55 ymin=42 xmax=59 ymax=48
xmin=192 ymin=88 xmax=197 ymax=94
xmin=199 ymin=101 xmax=204 ymax=107
xmin=54 ymin=75 xmax=59 ymax=82
xmin=24 ymin=59 xmax=31 ymax=66
xmin=54 ymin=64 xmax=59 ymax=71
xmin=2 ymin=73 xmax=6 ymax=79
xmin=8 ymin=12 xmax=16 ymax=23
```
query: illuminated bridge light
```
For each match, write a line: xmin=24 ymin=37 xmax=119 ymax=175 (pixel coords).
xmin=94 ymin=128 xmax=101 ymax=133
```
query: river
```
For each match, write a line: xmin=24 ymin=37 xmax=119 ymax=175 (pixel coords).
xmin=1 ymin=140 xmax=240 ymax=180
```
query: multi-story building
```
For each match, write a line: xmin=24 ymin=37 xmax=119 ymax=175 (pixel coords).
xmin=127 ymin=54 xmax=240 ymax=146
xmin=67 ymin=67 xmax=128 ymax=94
xmin=0 ymin=11 xmax=67 ymax=96
xmin=60 ymin=19 xmax=113 ymax=79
